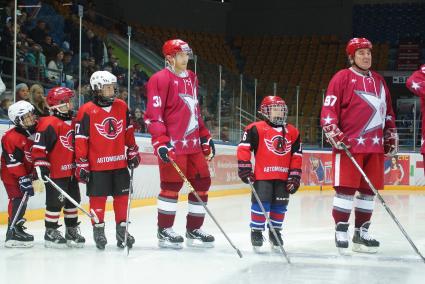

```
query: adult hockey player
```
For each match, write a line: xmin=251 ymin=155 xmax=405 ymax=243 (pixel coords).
xmin=406 ymin=64 xmax=425 ymax=174
xmin=32 ymin=87 xmax=85 ymax=248
xmin=74 ymin=70 xmax=140 ymax=250
xmin=144 ymin=39 xmax=215 ymax=249
xmin=321 ymin=38 xmax=398 ymax=253
xmin=1 ymin=100 xmax=37 ymax=247
xmin=237 ymin=96 xmax=302 ymax=251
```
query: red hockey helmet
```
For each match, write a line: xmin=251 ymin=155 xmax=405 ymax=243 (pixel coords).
xmin=162 ymin=39 xmax=193 ymax=58
xmin=259 ymin=96 xmax=288 ymax=126
xmin=346 ymin=38 xmax=372 ymax=57
xmin=47 ymin=86 xmax=74 ymax=107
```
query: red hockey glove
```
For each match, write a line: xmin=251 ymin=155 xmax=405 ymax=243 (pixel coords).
xmin=34 ymin=160 xmax=50 ymax=182
xmin=238 ymin=160 xmax=255 ymax=184
xmin=384 ymin=128 xmax=398 ymax=157
xmin=323 ymin=124 xmax=350 ymax=150
xmin=286 ymin=169 xmax=302 ymax=194
xmin=18 ymin=175 xmax=34 ymax=196
xmin=75 ymin=158 xmax=90 ymax=183
xmin=200 ymin=136 xmax=215 ymax=161
xmin=127 ymin=145 xmax=140 ymax=169
xmin=157 ymin=143 xmax=176 ymax=163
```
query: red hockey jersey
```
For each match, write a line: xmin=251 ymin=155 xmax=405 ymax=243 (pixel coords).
xmin=237 ymin=121 xmax=302 ymax=180
xmin=74 ymin=99 xmax=136 ymax=171
xmin=321 ymin=67 xmax=396 ymax=153
xmin=406 ymin=65 xmax=425 ymax=154
xmin=1 ymin=127 xmax=34 ymax=186
xmin=144 ymin=68 xmax=210 ymax=155
xmin=32 ymin=116 xmax=75 ymax=179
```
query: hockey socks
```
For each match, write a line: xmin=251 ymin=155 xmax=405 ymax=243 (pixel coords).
xmin=89 ymin=196 xmax=107 ymax=224
xmin=250 ymin=202 xmax=270 ymax=230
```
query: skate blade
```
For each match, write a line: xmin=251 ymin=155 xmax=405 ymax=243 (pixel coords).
xmin=352 ymin=243 xmax=378 ymax=254
xmin=186 ymin=238 xmax=214 ymax=248
xmin=45 ymin=241 xmax=68 ymax=249
xmin=5 ymin=240 xmax=34 ymax=248
xmin=117 ymin=241 xmax=134 ymax=249
xmin=66 ymin=240 xmax=85 ymax=248
xmin=158 ymin=240 xmax=183 ymax=249
xmin=338 ymin=247 xmax=351 ymax=256
xmin=270 ymin=243 xmax=282 ymax=253
xmin=252 ymin=245 xmax=266 ymax=254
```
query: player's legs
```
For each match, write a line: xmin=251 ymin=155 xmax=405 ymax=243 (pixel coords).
xmin=63 ymin=177 xmax=85 ymax=247
xmin=250 ymin=180 xmax=273 ymax=248
xmin=269 ymin=180 xmax=289 ymax=248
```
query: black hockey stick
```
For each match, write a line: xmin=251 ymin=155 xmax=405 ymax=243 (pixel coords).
xmin=9 ymin=192 xmax=29 ymax=231
xmin=247 ymin=178 xmax=291 ymax=264
xmin=340 ymin=143 xmax=425 ymax=263
xmin=170 ymin=159 xmax=243 ymax=258
xmin=45 ymin=176 xmax=100 ymax=224
xmin=124 ymin=168 xmax=134 ymax=256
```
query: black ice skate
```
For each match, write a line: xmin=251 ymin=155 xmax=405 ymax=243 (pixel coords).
xmin=5 ymin=219 xmax=34 ymax=248
xmin=269 ymin=228 xmax=284 ymax=252
xmin=65 ymin=223 xmax=86 ymax=248
xmin=116 ymin=222 xmax=135 ymax=249
xmin=251 ymin=229 xmax=265 ymax=253
xmin=45 ymin=224 xmax=67 ymax=248
xmin=352 ymin=221 xmax=379 ymax=254
xmin=93 ymin=222 xmax=108 ymax=250
xmin=335 ymin=222 xmax=350 ymax=255
xmin=158 ymin=227 xmax=184 ymax=249
xmin=186 ymin=228 xmax=215 ymax=248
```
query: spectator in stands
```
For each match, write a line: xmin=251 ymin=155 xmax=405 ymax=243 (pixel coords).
xmin=29 ymin=20 xmax=48 ymax=45
xmin=29 ymin=84 xmax=49 ymax=117
xmin=63 ymin=50 xmax=76 ymax=77
xmin=117 ymin=87 xmax=128 ymax=103
xmin=83 ymin=29 xmax=103 ymax=64
xmin=40 ymin=35 xmax=59 ymax=63
xmin=0 ymin=75 xmax=5 ymax=95
xmin=24 ymin=43 xmax=47 ymax=81
xmin=0 ymin=17 xmax=15 ymax=74
xmin=0 ymin=98 xmax=12 ymax=119
xmin=47 ymin=49 xmax=74 ymax=89
xmin=131 ymin=107 xmax=145 ymax=133
xmin=131 ymin=64 xmax=149 ymax=87
xmin=15 ymin=83 xmax=29 ymax=101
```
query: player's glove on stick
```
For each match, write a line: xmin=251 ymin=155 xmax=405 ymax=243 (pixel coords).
xmin=384 ymin=128 xmax=399 ymax=157
xmin=18 ymin=175 xmax=34 ymax=196
xmin=323 ymin=124 xmax=350 ymax=150
xmin=238 ymin=160 xmax=255 ymax=184
xmin=286 ymin=169 xmax=301 ymax=194
xmin=34 ymin=160 xmax=50 ymax=182
xmin=201 ymin=136 xmax=215 ymax=161
xmin=127 ymin=145 xmax=140 ymax=169
xmin=157 ymin=143 xmax=176 ymax=163
xmin=76 ymin=158 xmax=90 ymax=183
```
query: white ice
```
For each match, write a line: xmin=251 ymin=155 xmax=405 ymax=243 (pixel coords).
xmin=1 ymin=190 xmax=424 ymax=284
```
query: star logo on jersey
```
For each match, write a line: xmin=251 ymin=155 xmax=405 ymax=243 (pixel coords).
xmin=95 ymin=117 xmax=123 ymax=140
xmin=264 ymin=135 xmax=291 ymax=156
xmin=59 ymin=129 xmax=74 ymax=152
xmin=411 ymin=81 xmax=421 ymax=91
xmin=179 ymin=94 xmax=199 ymax=137
xmin=355 ymin=83 xmax=387 ymax=135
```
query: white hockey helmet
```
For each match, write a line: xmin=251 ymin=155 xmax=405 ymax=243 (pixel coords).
xmin=89 ymin=70 xmax=118 ymax=106
xmin=8 ymin=100 xmax=36 ymax=130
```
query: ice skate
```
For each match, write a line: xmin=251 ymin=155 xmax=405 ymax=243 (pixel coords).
xmin=335 ymin=222 xmax=350 ymax=255
xmin=5 ymin=219 xmax=34 ymax=248
xmin=45 ymin=225 xmax=67 ymax=248
xmin=93 ymin=222 xmax=107 ymax=250
xmin=116 ymin=222 xmax=135 ymax=249
xmin=186 ymin=228 xmax=215 ymax=248
xmin=352 ymin=221 xmax=379 ymax=254
xmin=251 ymin=229 xmax=265 ymax=253
xmin=65 ymin=223 xmax=86 ymax=248
xmin=269 ymin=229 xmax=284 ymax=252
xmin=158 ymin=227 xmax=184 ymax=249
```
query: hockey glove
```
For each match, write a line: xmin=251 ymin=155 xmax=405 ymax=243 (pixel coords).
xmin=286 ymin=169 xmax=302 ymax=194
xmin=384 ymin=128 xmax=399 ymax=157
xmin=34 ymin=160 xmax=50 ymax=182
xmin=201 ymin=136 xmax=215 ymax=161
xmin=238 ymin=160 xmax=255 ymax=184
xmin=127 ymin=145 xmax=140 ymax=169
xmin=18 ymin=175 xmax=34 ymax=196
xmin=323 ymin=124 xmax=350 ymax=150
xmin=75 ymin=158 xmax=90 ymax=183
xmin=157 ymin=143 xmax=176 ymax=163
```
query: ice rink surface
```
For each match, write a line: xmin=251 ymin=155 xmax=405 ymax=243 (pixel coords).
xmin=1 ymin=190 xmax=424 ymax=284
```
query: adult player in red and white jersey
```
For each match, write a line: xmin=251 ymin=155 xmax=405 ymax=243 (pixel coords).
xmin=1 ymin=101 xmax=37 ymax=247
xmin=406 ymin=64 xmax=425 ymax=174
xmin=321 ymin=38 xmax=398 ymax=253
xmin=144 ymin=39 xmax=215 ymax=249
xmin=74 ymin=70 xmax=140 ymax=250
xmin=237 ymin=96 xmax=302 ymax=251
xmin=32 ymin=87 xmax=85 ymax=248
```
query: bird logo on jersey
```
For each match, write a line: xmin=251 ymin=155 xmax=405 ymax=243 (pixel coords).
xmin=60 ymin=129 xmax=74 ymax=151
xmin=264 ymin=135 xmax=291 ymax=156
xmin=95 ymin=117 xmax=123 ymax=139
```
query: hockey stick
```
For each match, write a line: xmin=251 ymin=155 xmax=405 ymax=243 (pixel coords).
xmin=9 ymin=192 xmax=29 ymax=231
xmin=340 ymin=143 xmax=425 ymax=263
xmin=124 ymin=168 xmax=134 ymax=256
xmin=170 ymin=159 xmax=243 ymax=258
xmin=247 ymin=178 xmax=291 ymax=264
xmin=44 ymin=176 xmax=100 ymax=224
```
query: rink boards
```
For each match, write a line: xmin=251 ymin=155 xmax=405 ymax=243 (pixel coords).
xmin=0 ymin=123 xmax=424 ymax=223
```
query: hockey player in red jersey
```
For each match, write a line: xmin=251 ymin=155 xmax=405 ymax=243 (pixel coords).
xmin=144 ymin=39 xmax=216 ymax=249
xmin=74 ymin=70 xmax=140 ymax=250
xmin=237 ymin=96 xmax=302 ymax=251
xmin=32 ymin=87 xmax=85 ymax=248
xmin=1 ymin=100 xmax=37 ymax=247
xmin=406 ymin=65 xmax=425 ymax=174
xmin=321 ymin=38 xmax=398 ymax=253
